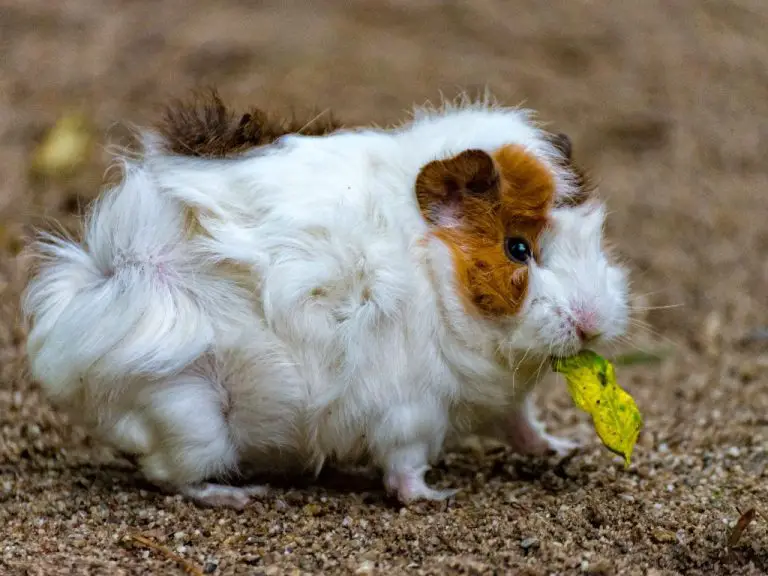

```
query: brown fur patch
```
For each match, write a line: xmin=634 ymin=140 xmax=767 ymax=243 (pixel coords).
xmin=416 ymin=145 xmax=555 ymax=318
xmin=156 ymin=89 xmax=343 ymax=158
xmin=546 ymin=132 xmax=595 ymax=208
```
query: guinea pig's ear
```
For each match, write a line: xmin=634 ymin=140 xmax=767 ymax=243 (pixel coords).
xmin=415 ymin=149 xmax=499 ymax=226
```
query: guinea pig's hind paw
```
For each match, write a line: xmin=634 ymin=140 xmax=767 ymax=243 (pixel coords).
xmin=385 ymin=472 xmax=458 ymax=504
xmin=181 ymin=483 xmax=269 ymax=510
xmin=409 ymin=486 xmax=459 ymax=503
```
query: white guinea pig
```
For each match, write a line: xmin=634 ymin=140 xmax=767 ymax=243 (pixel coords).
xmin=22 ymin=93 xmax=629 ymax=509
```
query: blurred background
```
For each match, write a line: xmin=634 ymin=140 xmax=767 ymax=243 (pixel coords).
xmin=1 ymin=1 xmax=768 ymax=574
xmin=2 ymin=0 xmax=767 ymax=339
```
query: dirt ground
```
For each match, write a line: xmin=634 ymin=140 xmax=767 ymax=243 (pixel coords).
xmin=2 ymin=0 xmax=768 ymax=574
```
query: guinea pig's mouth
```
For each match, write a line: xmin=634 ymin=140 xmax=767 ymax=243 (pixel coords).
xmin=548 ymin=342 xmax=590 ymax=362
xmin=548 ymin=353 xmax=579 ymax=368
xmin=548 ymin=350 xmax=587 ymax=373
xmin=547 ymin=342 xmax=583 ymax=361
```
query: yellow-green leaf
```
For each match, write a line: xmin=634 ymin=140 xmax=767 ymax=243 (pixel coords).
xmin=551 ymin=350 xmax=642 ymax=467
xmin=31 ymin=112 xmax=94 ymax=178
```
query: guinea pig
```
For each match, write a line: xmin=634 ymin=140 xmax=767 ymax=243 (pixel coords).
xmin=22 ymin=92 xmax=629 ymax=509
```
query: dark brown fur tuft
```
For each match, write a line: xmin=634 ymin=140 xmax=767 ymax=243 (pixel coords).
xmin=156 ymin=89 xmax=343 ymax=158
xmin=546 ymin=132 xmax=595 ymax=208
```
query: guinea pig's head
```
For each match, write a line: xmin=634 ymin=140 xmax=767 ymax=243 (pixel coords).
xmin=416 ymin=138 xmax=629 ymax=358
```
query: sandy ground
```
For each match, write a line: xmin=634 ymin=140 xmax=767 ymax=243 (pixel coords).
xmin=2 ymin=1 xmax=768 ymax=574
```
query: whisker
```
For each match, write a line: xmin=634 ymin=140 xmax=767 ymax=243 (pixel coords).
xmin=532 ymin=343 xmax=552 ymax=383
xmin=514 ymin=345 xmax=533 ymax=373
xmin=629 ymin=303 xmax=684 ymax=311
xmin=625 ymin=322 xmax=681 ymax=348
xmin=628 ymin=289 xmax=676 ymax=299
xmin=612 ymin=331 xmax=678 ymax=356
xmin=608 ymin=337 xmax=657 ymax=358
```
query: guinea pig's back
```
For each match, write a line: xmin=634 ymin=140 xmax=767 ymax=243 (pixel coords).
xmin=151 ymin=132 xmax=457 ymax=462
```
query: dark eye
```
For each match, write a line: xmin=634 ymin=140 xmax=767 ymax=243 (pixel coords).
xmin=504 ymin=237 xmax=532 ymax=264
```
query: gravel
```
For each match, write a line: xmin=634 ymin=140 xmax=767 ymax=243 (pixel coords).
xmin=1 ymin=1 xmax=768 ymax=574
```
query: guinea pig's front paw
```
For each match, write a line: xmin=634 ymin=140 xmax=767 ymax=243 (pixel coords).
xmin=179 ymin=483 xmax=269 ymax=510
xmin=540 ymin=434 xmax=581 ymax=458
xmin=509 ymin=429 xmax=581 ymax=458
xmin=504 ymin=412 xmax=580 ymax=458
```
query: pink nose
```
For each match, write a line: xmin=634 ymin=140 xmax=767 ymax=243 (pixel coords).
xmin=573 ymin=307 xmax=601 ymax=343
xmin=576 ymin=326 xmax=600 ymax=343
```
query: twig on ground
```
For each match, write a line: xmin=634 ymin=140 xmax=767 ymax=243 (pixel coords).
xmin=727 ymin=508 xmax=757 ymax=549
xmin=124 ymin=532 xmax=204 ymax=576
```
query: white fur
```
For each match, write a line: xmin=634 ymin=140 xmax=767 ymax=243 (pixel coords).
xmin=23 ymin=101 xmax=629 ymax=507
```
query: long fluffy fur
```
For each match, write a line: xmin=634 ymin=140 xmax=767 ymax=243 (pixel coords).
xmin=156 ymin=89 xmax=343 ymax=158
xmin=22 ymin=97 xmax=629 ymax=500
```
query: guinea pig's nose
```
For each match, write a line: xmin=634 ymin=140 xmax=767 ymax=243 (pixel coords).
xmin=576 ymin=325 xmax=601 ymax=343
xmin=572 ymin=306 xmax=601 ymax=343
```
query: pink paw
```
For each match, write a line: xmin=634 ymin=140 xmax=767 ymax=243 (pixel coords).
xmin=384 ymin=467 xmax=458 ymax=503
xmin=505 ymin=414 xmax=580 ymax=457
xmin=180 ymin=483 xmax=269 ymax=510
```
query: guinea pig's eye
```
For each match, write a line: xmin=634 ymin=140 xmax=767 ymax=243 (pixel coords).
xmin=504 ymin=237 xmax=532 ymax=264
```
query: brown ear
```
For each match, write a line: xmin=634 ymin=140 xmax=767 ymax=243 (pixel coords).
xmin=415 ymin=149 xmax=499 ymax=226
